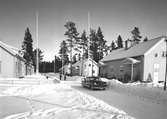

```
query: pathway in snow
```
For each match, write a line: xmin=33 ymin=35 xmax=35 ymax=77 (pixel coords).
xmin=1 ymin=83 xmax=134 ymax=119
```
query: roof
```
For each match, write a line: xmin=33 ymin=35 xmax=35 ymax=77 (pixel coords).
xmin=73 ymin=58 xmax=99 ymax=67
xmin=0 ymin=40 xmax=25 ymax=61
xmin=72 ymin=60 xmax=83 ymax=67
xmin=101 ymin=36 xmax=166 ymax=62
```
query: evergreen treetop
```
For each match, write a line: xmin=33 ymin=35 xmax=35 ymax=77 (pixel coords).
xmin=116 ymin=35 xmax=123 ymax=49
xmin=22 ymin=27 xmax=33 ymax=64
xmin=131 ymin=27 xmax=142 ymax=43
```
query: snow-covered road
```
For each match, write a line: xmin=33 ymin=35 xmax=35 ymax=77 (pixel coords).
xmin=63 ymin=80 xmax=167 ymax=119
xmin=0 ymin=83 xmax=134 ymax=119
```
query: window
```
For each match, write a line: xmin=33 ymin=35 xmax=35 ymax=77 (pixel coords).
xmin=162 ymin=51 xmax=167 ymax=57
xmin=120 ymin=65 xmax=124 ymax=72
xmin=120 ymin=69 xmax=124 ymax=72
xmin=89 ymin=64 xmax=91 ymax=67
xmin=155 ymin=53 xmax=158 ymax=57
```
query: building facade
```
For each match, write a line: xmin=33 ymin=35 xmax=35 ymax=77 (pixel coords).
xmin=100 ymin=36 xmax=167 ymax=84
xmin=0 ymin=41 xmax=34 ymax=78
xmin=73 ymin=58 xmax=99 ymax=77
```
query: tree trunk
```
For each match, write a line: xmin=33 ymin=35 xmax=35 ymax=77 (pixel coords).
xmin=70 ymin=41 xmax=72 ymax=76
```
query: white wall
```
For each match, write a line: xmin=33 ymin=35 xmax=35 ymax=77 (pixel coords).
xmin=0 ymin=47 xmax=15 ymax=78
xmin=0 ymin=46 xmax=34 ymax=78
xmin=83 ymin=59 xmax=99 ymax=77
xmin=144 ymin=38 xmax=166 ymax=84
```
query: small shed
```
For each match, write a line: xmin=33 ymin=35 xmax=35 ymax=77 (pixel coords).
xmin=72 ymin=58 xmax=99 ymax=77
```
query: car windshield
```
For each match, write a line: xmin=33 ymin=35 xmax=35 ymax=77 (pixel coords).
xmin=89 ymin=77 xmax=100 ymax=81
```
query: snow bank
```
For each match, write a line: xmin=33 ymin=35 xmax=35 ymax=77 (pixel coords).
xmin=109 ymin=79 xmax=164 ymax=88
xmin=3 ymin=84 xmax=70 ymax=97
xmin=24 ymin=74 xmax=48 ymax=79
xmin=0 ymin=77 xmax=55 ymax=86
xmin=108 ymin=79 xmax=167 ymax=103
xmin=3 ymin=83 xmax=134 ymax=119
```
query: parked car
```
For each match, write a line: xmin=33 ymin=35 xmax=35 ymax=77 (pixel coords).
xmin=81 ymin=76 xmax=107 ymax=90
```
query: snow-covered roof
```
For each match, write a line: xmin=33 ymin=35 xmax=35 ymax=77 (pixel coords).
xmin=0 ymin=40 xmax=25 ymax=61
xmin=73 ymin=58 xmax=99 ymax=67
xmin=101 ymin=36 xmax=166 ymax=62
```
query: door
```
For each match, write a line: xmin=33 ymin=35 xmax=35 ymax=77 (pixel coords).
xmin=153 ymin=63 xmax=159 ymax=85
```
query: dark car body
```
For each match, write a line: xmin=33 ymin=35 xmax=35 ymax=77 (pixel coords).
xmin=81 ymin=76 xmax=107 ymax=90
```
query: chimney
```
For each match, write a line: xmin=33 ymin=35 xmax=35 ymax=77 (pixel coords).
xmin=125 ymin=40 xmax=132 ymax=50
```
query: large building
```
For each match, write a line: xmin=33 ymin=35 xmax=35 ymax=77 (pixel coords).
xmin=100 ymin=36 xmax=167 ymax=84
xmin=0 ymin=41 xmax=34 ymax=78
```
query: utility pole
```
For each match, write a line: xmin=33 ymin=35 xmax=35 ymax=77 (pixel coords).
xmin=54 ymin=56 xmax=56 ymax=73
xmin=131 ymin=63 xmax=134 ymax=82
xmin=54 ymin=59 xmax=55 ymax=73
xmin=62 ymin=53 xmax=64 ymax=76
xmin=36 ymin=11 xmax=39 ymax=75
xmin=164 ymin=39 xmax=167 ymax=91
xmin=88 ymin=12 xmax=94 ymax=77
xmin=87 ymin=12 xmax=93 ymax=77
xmin=87 ymin=12 xmax=90 ymax=60
xmin=81 ymin=46 xmax=84 ymax=76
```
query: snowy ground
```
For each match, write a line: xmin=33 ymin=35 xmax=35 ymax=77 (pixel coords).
xmin=0 ymin=81 xmax=134 ymax=119
xmin=1 ymin=73 xmax=167 ymax=119
xmin=51 ymin=73 xmax=167 ymax=119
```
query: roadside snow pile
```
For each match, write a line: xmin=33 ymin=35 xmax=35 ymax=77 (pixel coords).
xmin=108 ymin=79 xmax=167 ymax=103
xmin=0 ymin=78 xmax=19 ymax=80
xmin=65 ymin=76 xmax=83 ymax=81
xmin=0 ymin=76 xmax=55 ymax=86
xmin=101 ymin=77 xmax=110 ymax=82
xmin=126 ymin=81 xmax=164 ymax=88
xmin=109 ymin=79 xmax=164 ymax=88
xmin=24 ymin=74 xmax=47 ymax=79
xmin=3 ymin=83 xmax=134 ymax=119
xmin=3 ymin=84 xmax=71 ymax=97
xmin=109 ymin=79 xmax=123 ymax=84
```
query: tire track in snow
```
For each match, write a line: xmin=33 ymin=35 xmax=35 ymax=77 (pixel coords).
xmin=8 ymin=95 xmax=120 ymax=115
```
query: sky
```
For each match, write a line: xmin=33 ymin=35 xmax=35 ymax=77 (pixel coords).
xmin=0 ymin=0 xmax=167 ymax=61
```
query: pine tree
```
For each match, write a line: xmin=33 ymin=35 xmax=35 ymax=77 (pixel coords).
xmin=96 ymin=27 xmax=106 ymax=61
xmin=64 ymin=21 xmax=79 ymax=75
xmin=59 ymin=40 xmax=69 ymax=65
xmin=80 ymin=30 xmax=88 ymax=59
xmin=131 ymin=27 xmax=142 ymax=44
xmin=89 ymin=29 xmax=98 ymax=62
xmin=22 ymin=28 xmax=33 ymax=64
xmin=116 ymin=35 xmax=123 ymax=48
